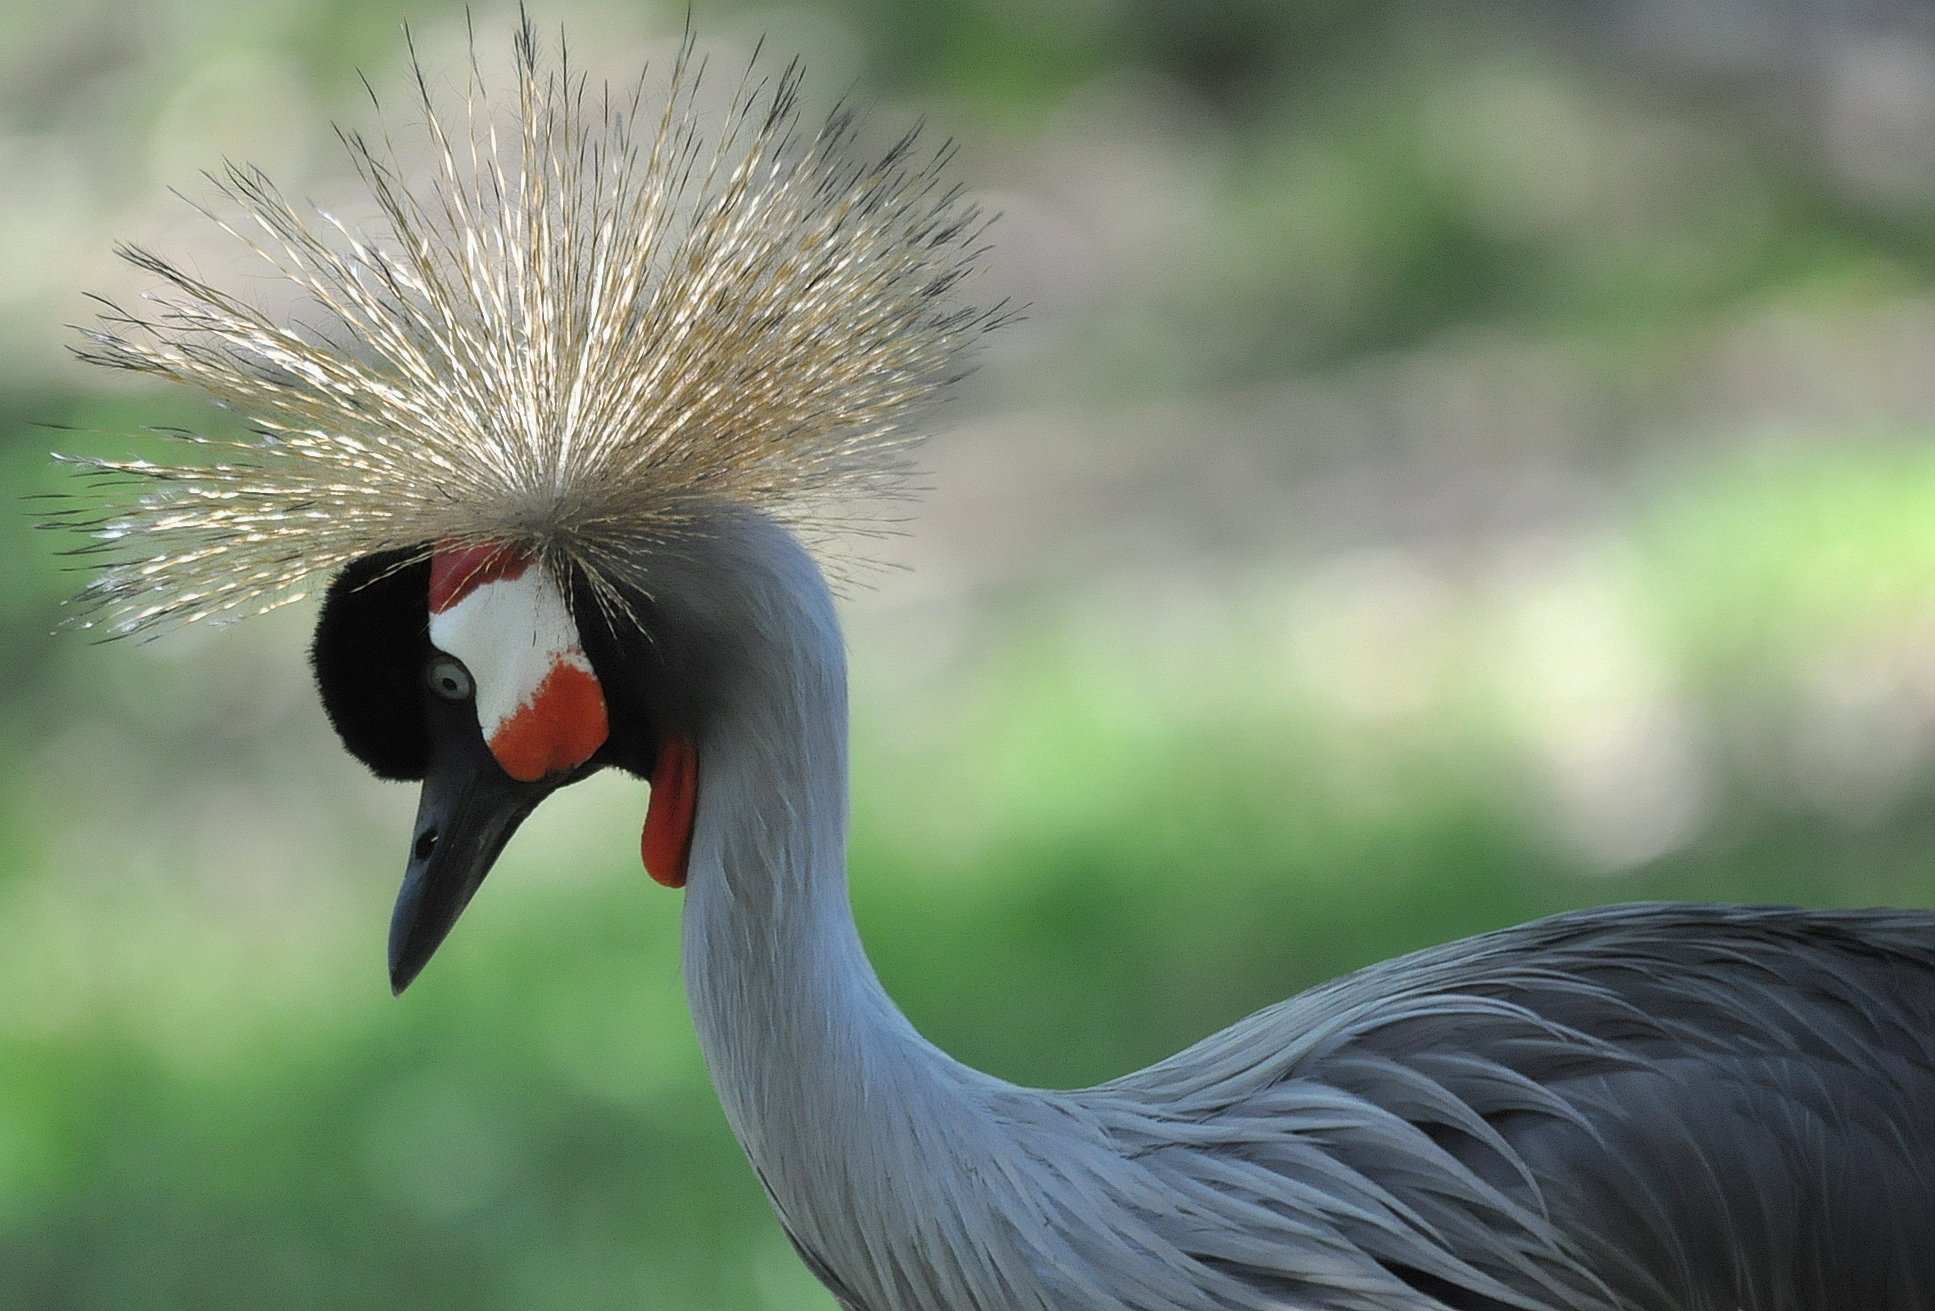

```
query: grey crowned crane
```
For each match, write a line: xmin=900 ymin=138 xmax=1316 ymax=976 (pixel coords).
xmin=53 ymin=22 xmax=1935 ymax=1311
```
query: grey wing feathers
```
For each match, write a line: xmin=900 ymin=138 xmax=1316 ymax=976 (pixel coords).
xmin=1085 ymin=904 xmax=1935 ymax=1311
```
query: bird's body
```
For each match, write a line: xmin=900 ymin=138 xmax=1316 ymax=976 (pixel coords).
xmin=747 ymin=901 xmax=1935 ymax=1311
xmin=52 ymin=22 xmax=1935 ymax=1311
xmin=659 ymin=511 xmax=1935 ymax=1311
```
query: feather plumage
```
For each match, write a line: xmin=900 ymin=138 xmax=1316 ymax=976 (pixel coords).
xmin=54 ymin=19 xmax=1001 ymax=636
xmin=660 ymin=516 xmax=1935 ymax=1311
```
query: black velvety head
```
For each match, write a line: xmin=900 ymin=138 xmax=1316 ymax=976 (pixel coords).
xmin=310 ymin=549 xmax=432 ymax=781
xmin=310 ymin=544 xmax=685 ymax=787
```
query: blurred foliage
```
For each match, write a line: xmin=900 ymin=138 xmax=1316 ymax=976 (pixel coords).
xmin=8 ymin=0 xmax=1935 ymax=1308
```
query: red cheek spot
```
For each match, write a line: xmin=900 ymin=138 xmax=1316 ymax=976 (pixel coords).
xmin=642 ymin=737 xmax=698 ymax=889
xmin=488 ymin=661 xmax=609 ymax=782
xmin=430 ymin=542 xmax=532 ymax=613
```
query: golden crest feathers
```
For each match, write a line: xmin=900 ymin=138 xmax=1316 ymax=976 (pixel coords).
xmin=54 ymin=18 xmax=1003 ymax=636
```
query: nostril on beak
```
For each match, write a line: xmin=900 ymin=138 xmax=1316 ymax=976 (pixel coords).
xmin=413 ymin=828 xmax=438 ymax=862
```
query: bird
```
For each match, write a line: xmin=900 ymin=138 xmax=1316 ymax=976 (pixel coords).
xmin=49 ymin=19 xmax=1935 ymax=1311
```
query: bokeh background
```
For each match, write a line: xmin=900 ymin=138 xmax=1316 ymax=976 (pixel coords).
xmin=8 ymin=0 xmax=1935 ymax=1306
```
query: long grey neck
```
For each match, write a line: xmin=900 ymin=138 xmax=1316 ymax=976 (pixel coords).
xmin=672 ymin=521 xmax=1000 ymax=1293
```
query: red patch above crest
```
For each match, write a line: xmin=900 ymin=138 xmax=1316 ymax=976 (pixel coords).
xmin=429 ymin=542 xmax=532 ymax=613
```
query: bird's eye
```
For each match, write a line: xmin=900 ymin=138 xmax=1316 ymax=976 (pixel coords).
xmin=425 ymin=654 xmax=474 ymax=701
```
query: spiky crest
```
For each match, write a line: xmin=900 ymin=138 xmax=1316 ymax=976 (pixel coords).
xmin=52 ymin=17 xmax=1003 ymax=636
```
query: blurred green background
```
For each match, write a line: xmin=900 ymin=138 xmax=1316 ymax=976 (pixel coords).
xmin=9 ymin=0 xmax=1935 ymax=1306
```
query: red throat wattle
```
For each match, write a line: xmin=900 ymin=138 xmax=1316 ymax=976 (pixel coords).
xmin=642 ymin=737 xmax=699 ymax=889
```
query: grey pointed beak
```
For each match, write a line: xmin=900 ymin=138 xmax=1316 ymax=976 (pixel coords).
xmin=388 ymin=697 xmax=554 ymax=994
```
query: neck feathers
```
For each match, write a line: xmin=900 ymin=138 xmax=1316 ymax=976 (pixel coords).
xmin=665 ymin=517 xmax=1013 ymax=1303
xmin=665 ymin=515 xmax=902 ymax=1113
xmin=655 ymin=518 xmax=1207 ymax=1311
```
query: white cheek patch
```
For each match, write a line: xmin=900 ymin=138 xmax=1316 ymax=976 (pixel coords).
xmin=428 ymin=554 xmax=609 ymax=781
